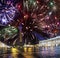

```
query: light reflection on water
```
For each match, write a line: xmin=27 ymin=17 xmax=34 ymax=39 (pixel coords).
xmin=36 ymin=46 xmax=60 ymax=58
xmin=0 ymin=46 xmax=60 ymax=58
xmin=23 ymin=47 xmax=34 ymax=58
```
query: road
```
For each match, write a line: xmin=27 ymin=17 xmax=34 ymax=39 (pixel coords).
xmin=0 ymin=46 xmax=60 ymax=58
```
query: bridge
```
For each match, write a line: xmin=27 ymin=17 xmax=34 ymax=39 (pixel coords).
xmin=38 ymin=36 xmax=60 ymax=47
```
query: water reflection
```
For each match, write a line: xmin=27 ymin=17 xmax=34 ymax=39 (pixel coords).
xmin=0 ymin=46 xmax=60 ymax=58
xmin=11 ymin=48 xmax=24 ymax=58
xmin=36 ymin=46 xmax=60 ymax=58
xmin=23 ymin=47 xmax=34 ymax=58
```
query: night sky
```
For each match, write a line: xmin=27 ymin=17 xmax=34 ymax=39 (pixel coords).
xmin=0 ymin=0 xmax=60 ymax=45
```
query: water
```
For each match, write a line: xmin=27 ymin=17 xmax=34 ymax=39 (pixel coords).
xmin=0 ymin=46 xmax=60 ymax=58
xmin=36 ymin=46 xmax=60 ymax=58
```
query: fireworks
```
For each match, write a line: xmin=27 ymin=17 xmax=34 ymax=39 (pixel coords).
xmin=0 ymin=0 xmax=17 ymax=26
xmin=0 ymin=0 xmax=60 ymax=45
xmin=22 ymin=0 xmax=60 ymax=38
xmin=0 ymin=25 xmax=18 ymax=44
xmin=1 ymin=0 xmax=59 ymax=39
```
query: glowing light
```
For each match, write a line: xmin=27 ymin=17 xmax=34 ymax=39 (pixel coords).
xmin=24 ymin=47 xmax=27 ymax=52
xmin=11 ymin=48 xmax=19 ymax=53
xmin=46 ymin=16 xmax=50 ymax=19
xmin=24 ymin=14 xmax=29 ymax=19
xmin=50 ymin=2 xmax=54 ymax=6
xmin=52 ymin=6 xmax=57 ymax=11
xmin=0 ymin=1 xmax=17 ymax=25
xmin=16 ymin=3 xmax=22 ymax=10
xmin=2 ymin=18 xmax=7 ymax=24
xmin=36 ymin=1 xmax=39 ymax=4
xmin=49 ymin=12 xmax=52 ymax=15
xmin=33 ymin=2 xmax=36 ymax=5
xmin=57 ymin=22 xmax=59 ymax=25
xmin=54 ymin=16 xmax=57 ymax=19
xmin=28 ymin=47 xmax=32 ymax=52
xmin=26 ymin=27 xmax=28 ymax=30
